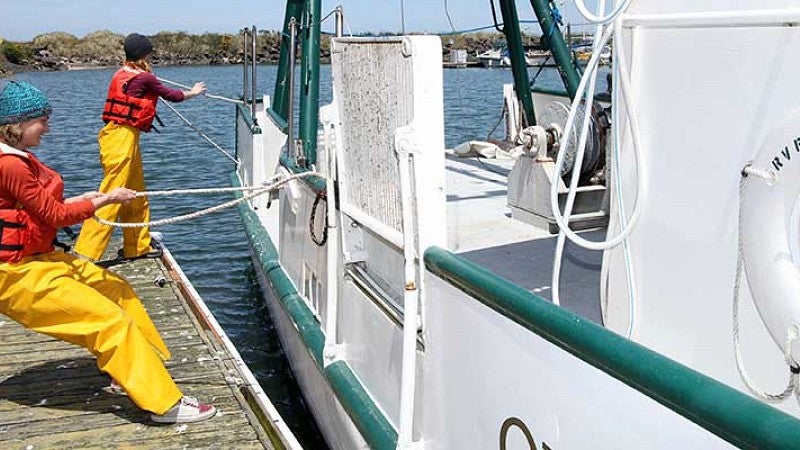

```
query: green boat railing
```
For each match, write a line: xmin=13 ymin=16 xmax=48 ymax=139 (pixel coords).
xmin=424 ymin=246 xmax=800 ymax=450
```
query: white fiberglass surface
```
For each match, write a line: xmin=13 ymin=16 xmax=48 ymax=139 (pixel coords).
xmin=604 ymin=21 xmax=800 ymax=417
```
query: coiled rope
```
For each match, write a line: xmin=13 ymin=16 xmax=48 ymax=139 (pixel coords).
xmin=309 ymin=189 xmax=328 ymax=246
xmin=94 ymin=171 xmax=322 ymax=228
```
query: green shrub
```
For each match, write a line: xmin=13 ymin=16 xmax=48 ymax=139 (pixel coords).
xmin=1 ymin=42 xmax=31 ymax=64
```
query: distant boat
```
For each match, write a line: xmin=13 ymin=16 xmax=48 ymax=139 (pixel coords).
xmin=478 ymin=45 xmax=554 ymax=68
xmin=476 ymin=46 xmax=511 ymax=67
xmin=526 ymin=48 xmax=554 ymax=66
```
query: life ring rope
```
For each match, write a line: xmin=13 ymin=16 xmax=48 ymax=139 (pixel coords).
xmin=734 ymin=172 xmax=800 ymax=404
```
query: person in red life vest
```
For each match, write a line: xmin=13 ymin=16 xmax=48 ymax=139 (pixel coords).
xmin=73 ymin=33 xmax=207 ymax=262
xmin=0 ymin=80 xmax=215 ymax=423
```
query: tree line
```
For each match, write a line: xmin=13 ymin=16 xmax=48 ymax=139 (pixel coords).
xmin=0 ymin=30 xmax=542 ymax=73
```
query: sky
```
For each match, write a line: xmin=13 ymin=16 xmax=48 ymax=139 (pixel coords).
xmin=0 ymin=0 xmax=595 ymax=41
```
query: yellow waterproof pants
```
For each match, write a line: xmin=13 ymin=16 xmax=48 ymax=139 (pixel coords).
xmin=0 ymin=252 xmax=182 ymax=414
xmin=74 ymin=122 xmax=151 ymax=261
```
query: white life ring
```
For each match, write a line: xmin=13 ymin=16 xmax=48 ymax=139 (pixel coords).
xmin=741 ymin=107 xmax=800 ymax=364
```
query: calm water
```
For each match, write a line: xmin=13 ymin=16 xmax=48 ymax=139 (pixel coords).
xmin=12 ymin=64 xmax=603 ymax=448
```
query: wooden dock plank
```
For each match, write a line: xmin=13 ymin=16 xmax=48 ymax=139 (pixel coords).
xmin=0 ymin=252 xmax=275 ymax=449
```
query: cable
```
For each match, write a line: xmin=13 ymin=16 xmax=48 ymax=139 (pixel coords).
xmin=159 ymin=100 xmax=240 ymax=164
xmin=551 ymin=4 xmax=608 ymax=306
xmin=549 ymin=0 xmax=646 ymax=323
xmin=610 ymin=20 xmax=637 ymax=338
xmin=549 ymin=23 xmax=646 ymax=251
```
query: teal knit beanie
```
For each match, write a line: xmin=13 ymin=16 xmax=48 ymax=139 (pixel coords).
xmin=0 ymin=81 xmax=52 ymax=125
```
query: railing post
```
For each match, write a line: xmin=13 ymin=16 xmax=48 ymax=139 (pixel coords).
xmin=335 ymin=6 xmax=344 ymax=38
xmin=251 ymin=25 xmax=258 ymax=121
xmin=242 ymin=28 xmax=249 ymax=104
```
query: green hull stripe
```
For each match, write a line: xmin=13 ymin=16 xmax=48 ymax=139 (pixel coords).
xmin=231 ymin=172 xmax=398 ymax=449
xmin=324 ymin=361 xmax=398 ymax=450
xmin=424 ymin=246 xmax=800 ymax=450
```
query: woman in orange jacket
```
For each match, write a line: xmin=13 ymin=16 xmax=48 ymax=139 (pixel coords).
xmin=0 ymin=80 xmax=215 ymax=423
xmin=73 ymin=33 xmax=207 ymax=261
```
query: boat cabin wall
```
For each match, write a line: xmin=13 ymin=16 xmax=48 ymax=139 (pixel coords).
xmin=604 ymin=0 xmax=800 ymax=416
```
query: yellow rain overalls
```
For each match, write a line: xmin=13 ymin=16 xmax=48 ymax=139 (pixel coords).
xmin=73 ymin=122 xmax=151 ymax=260
xmin=0 ymin=252 xmax=182 ymax=414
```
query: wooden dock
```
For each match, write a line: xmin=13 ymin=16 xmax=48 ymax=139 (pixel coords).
xmin=0 ymin=243 xmax=292 ymax=449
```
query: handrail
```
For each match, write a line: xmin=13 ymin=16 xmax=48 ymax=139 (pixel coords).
xmin=423 ymin=246 xmax=800 ymax=449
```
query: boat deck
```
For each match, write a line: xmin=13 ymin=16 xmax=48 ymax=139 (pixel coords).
xmin=445 ymin=151 xmax=604 ymax=323
xmin=0 ymin=244 xmax=279 ymax=449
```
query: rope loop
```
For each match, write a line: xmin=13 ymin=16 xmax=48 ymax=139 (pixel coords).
xmin=309 ymin=189 xmax=328 ymax=246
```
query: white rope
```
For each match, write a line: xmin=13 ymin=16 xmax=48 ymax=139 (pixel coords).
xmin=93 ymin=172 xmax=322 ymax=228
xmin=159 ymin=100 xmax=240 ymax=164
xmin=733 ymin=173 xmax=800 ymax=402
xmin=157 ymin=77 xmax=244 ymax=105
xmin=742 ymin=164 xmax=777 ymax=185
xmin=133 ymin=185 xmax=274 ymax=197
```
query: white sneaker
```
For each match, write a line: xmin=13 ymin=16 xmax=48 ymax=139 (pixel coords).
xmin=150 ymin=396 xmax=216 ymax=424
xmin=102 ymin=380 xmax=127 ymax=396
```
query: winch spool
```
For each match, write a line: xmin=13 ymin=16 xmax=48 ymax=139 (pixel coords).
xmin=539 ymin=98 xmax=606 ymax=184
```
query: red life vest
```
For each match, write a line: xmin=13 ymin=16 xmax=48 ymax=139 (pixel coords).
xmin=0 ymin=145 xmax=63 ymax=262
xmin=101 ymin=67 xmax=158 ymax=132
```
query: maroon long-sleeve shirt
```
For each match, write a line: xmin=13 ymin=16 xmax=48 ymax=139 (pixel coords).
xmin=124 ymin=72 xmax=185 ymax=102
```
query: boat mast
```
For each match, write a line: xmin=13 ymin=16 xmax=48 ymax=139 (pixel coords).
xmin=496 ymin=0 xmax=583 ymax=125
xmin=496 ymin=0 xmax=536 ymax=126
xmin=273 ymin=0 xmax=322 ymax=169
xmin=298 ymin=0 xmax=322 ymax=168
xmin=274 ymin=0 xmax=306 ymax=121
xmin=527 ymin=0 xmax=581 ymax=99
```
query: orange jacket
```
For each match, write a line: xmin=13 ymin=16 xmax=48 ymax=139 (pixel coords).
xmin=0 ymin=144 xmax=94 ymax=262
xmin=101 ymin=67 xmax=158 ymax=132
